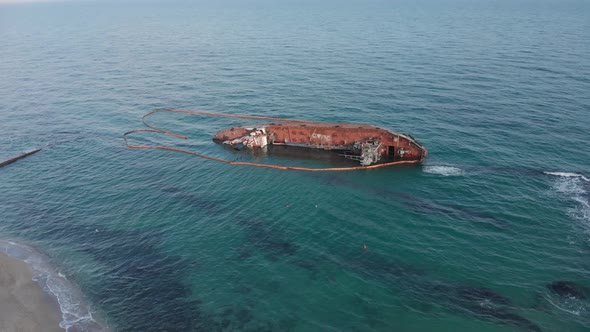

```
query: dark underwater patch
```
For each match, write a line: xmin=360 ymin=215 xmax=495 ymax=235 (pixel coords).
xmin=79 ymin=231 xmax=207 ymax=331
xmin=547 ymin=281 xmax=589 ymax=300
xmin=9 ymin=203 xmax=210 ymax=331
xmin=429 ymin=282 xmax=542 ymax=332
xmin=468 ymin=305 xmax=542 ymax=332
xmin=349 ymin=250 xmax=424 ymax=282
xmin=351 ymin=295 xmax=389 ymax=330
xmin=6 ymin=185 xmax=541 ymax=332
xmin=292 ymin=259 xmax=321 ymax=280
xmin=205 ymin=306 xmax=297 ymax=332
xmin=455 ymin=285 xmax=513 ymax=306
xmin=340 ymin=248 xmax=541 ymax=332
xmin=235 ymin=217 xmax=298 ymax=261
xmin=376 ymin=189 xmax=508 ymax=229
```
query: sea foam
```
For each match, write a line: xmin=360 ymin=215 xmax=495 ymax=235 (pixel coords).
xmin=544 ymin=172 xmax=590 ymax=182
xmin=0 ymin=240 xmax=108 ymax=332
xmin=423 ymin=165 xmax=465 ymax=177
xmin=545 ymin=171 xmax=590 ymax=229
xmin=544 ymin=293 xmax=588 ymax=317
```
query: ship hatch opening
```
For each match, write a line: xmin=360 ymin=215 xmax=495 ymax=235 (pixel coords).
xmin=388 ymin=146 xmax=395 ymax=157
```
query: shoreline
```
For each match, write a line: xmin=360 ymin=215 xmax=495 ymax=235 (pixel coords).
xmin=0 ymin=239 xmax=108 ymax=332
xmin=0 ymin=251 xmax=63 ymax=331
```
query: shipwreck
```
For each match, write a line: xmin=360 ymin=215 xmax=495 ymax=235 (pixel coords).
xmin=124 ymin=108 xmax=427 ymax=171
xmin=213 ymin=121 xmax=427 ymax=166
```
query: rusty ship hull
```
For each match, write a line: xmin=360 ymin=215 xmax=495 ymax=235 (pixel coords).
xmin=213 ymin=121 xmax=427 ymax=166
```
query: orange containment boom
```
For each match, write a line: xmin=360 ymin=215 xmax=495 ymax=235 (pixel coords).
xmin=123 ymin=108 xmax=427 ymax=172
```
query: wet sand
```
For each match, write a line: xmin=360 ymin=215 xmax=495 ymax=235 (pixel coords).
xmin=0 ymin=252 xmax=63 ymax=332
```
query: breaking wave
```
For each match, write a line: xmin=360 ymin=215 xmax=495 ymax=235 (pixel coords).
xmin=544 ymin=293 xmax=588 ymax=317
xmin=545 ymin=171 xmax=590 ymax=230
xmin=0 ymin=240 xmax=108 ymax=332
xmin=544 ymin=172 xmax=590 ymax=182
xmin=423 ymin=165 xmax=464 ymax=177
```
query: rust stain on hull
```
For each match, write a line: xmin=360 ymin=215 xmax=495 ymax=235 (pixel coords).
xmin=213 ymin=122 xmax=427 ymax=166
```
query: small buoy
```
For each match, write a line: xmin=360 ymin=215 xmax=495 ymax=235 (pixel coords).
xmin=363 ymin=244 xmax=367 ymax=251
xmin=286 ymin=204 xmax=290 ymax=208
xmin=315 ymin=204 xmax=318 ymax=208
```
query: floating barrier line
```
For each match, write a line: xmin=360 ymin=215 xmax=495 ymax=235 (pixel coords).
xmin=0 ymin=148 xmax=42 ymax=168
xmin=123 ymin=108 xmax=420 ymax=172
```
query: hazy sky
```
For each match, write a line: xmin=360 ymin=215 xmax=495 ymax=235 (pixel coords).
xmin=0 ymin=0 xmax=69 ymax=4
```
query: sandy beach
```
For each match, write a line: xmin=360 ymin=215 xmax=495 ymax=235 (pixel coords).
xmin=0 ymin=252 xmax=63 ymax=332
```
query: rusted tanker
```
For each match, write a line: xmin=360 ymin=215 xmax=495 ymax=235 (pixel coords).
xmin=213 ymin=122 xmax=427 ymax=166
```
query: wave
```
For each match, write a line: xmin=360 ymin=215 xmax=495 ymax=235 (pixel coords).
xmin=544 ymin=172 xmax=589 ymax=182
xmin=545 ymin=171 xmax=590 ymax=229
xmin=0 ymin=240 xmax=108 ymax=332
xmin=544 ymin=293 xmax=588 ymax=317
xmin=423 ymin=165 xmax=464 ymax=177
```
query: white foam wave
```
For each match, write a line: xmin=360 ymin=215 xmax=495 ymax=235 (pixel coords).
xmin=544 ymin=171 xmax=589 ymax=182
xmin=0 ymin=240 xmax=108 ymax=332
xmin=545 ymin=171 xmax=590 ymax=231
xmin=423 ymin=165 xmax=464 ymax=177
xmin=544 ymin=294 xmax=587 ymax=316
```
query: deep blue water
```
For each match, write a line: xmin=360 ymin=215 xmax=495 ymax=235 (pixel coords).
xmin=1 ymin=0 xmax=589 ymax=331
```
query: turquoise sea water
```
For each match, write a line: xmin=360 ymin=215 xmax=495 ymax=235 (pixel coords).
xmin=1 ymin=1 xmax=589 ymax=331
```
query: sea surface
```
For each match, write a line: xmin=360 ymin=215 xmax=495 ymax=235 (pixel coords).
xmin=1 ymin=0 xmax=589 ymax=331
